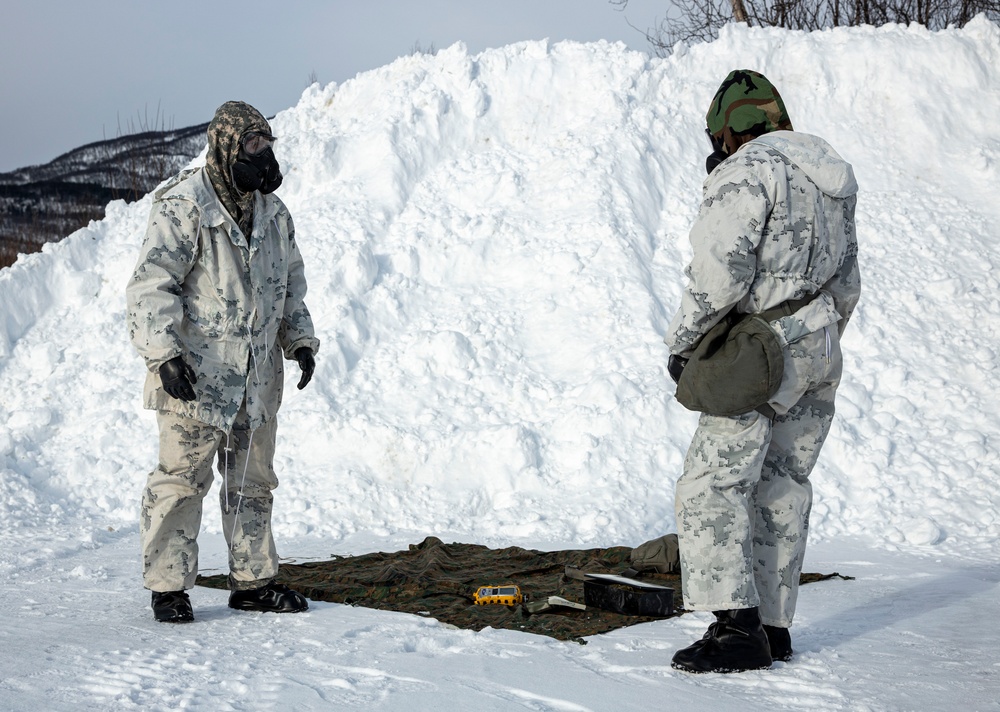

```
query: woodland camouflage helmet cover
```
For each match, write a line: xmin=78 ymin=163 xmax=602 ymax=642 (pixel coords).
xmin=706 ymin=70 xmax=793 ymax=148
xmin=205 ymin=101 xmax=273 ymax=235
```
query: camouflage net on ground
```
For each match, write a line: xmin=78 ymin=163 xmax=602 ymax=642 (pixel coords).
xmin=197 ymin=536 xmax=848 ymax=643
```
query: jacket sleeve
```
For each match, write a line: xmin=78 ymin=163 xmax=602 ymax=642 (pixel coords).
xmin=278 ymin=214 xmax=320 ymax=358
xmin=665 ymin=162 xmax=770 ymax=357
xmin=821 ymin=193 xmax=861 ymax=336
xmin=125 ymin=198 xmax=199 ymax=371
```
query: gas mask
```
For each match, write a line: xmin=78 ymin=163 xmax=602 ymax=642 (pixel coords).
xmin=705 ymin=128 xmax=728 ymax=175
xmin=231 ymin=132 xmax=283 ymax=194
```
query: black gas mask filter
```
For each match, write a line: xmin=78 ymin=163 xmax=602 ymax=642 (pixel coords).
xmin=705 ymin=128 xmax=728 ymax=175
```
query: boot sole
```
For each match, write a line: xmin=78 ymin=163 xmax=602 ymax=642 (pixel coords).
xmin=228 ymin=602 xmax=308 ymax=613
xmin=671 ymin=660 xmax=771 ymax=674
xmin=154 ymin=613 xmax=194 ymax=623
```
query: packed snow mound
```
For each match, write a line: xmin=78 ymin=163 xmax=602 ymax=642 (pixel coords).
xmin=1 ymin=18 xmax=999 ymax=558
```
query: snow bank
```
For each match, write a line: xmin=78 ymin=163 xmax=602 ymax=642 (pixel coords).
xmin=2 ymin=18 xmax=999 ymax=562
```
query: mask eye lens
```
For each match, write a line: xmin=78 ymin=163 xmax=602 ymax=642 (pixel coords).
xmin=242 ymin=132 xmax=275 ymax=156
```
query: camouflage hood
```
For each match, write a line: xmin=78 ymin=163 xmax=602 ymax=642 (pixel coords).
xmin=753 ymin=131 xmax=859 ymax=199
xmin=205 ymin=101 xmax=273 ymax=235
xmin=707 ymin=70 xmax=793 ymax=147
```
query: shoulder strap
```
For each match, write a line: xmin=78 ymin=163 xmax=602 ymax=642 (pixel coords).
xmin=757 ymin=293 xmax=819 ymax=322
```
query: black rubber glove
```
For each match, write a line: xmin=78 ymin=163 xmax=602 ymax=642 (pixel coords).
xmin=668 ymin=354 xmax=688 ymax=385
xmin=159 ymin=356 xmax=197 ymax=401
xmin=295 ymin=347 xmax=315 ymax=390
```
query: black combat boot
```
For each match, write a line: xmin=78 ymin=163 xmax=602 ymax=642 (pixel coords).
xmin=763 ymin=624 xmax=793 ymax=661
xmin=151 ymin=590 xmax=194 ymax=623
xmin=671 ymin=607 xmax=773 ymax=673
xmin=229 ymin=581 xmax=309 ymax=613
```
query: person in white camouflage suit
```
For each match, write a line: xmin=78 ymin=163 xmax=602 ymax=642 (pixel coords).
xmin=665 ymin=71 xmax=861 ymax=673
xmin=126 ymin=101 xmax=319 ymax=623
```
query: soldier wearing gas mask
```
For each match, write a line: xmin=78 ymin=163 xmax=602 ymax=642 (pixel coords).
xmin=665 ymin=71 xmax=861 ymax=673
xmin=126 ymin=101 xmax=318 ymax=623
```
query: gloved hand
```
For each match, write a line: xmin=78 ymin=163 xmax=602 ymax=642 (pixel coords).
xmin=159 ymin=356 xmax=197 ymax=401
xmin=668 ymin=354 xmax=688 ymax=385
xmin=294 ymin=347 xmax=315 ymax=390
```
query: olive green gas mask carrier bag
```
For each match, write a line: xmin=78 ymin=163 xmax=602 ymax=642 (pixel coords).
xmin=675 ymin=296 xmax=815 ymax=417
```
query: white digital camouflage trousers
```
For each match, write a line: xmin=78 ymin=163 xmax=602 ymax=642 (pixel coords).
xmin=675 ymin=326 xmax=843 ymax=628
xmin=140 ymin=401 xmax=280 ymax=593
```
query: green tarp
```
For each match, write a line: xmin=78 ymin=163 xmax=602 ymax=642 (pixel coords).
xmin=197 ymin=536 xmax=849 ymax=643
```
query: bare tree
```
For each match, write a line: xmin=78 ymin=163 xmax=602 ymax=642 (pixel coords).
xmin=100 ymin=103 xmax=175 ymax=203
xmin=611 ymin=0 xmax=999 ymax=54
xmin=409 ymin=40 xmax=438 ymax=56
xmin=731 ymin=0 xmax=751 ymax=22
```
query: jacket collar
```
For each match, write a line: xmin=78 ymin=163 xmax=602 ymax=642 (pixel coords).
xmin=154 ymin=167 xmax=280 ymax=248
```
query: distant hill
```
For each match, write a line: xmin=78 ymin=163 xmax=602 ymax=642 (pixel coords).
xmin=0 ymin=123 xmax=208 ymax=268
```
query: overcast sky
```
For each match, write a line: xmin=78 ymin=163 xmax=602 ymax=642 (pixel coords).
xmin=0 ymin=0 xmax=672 ymax=173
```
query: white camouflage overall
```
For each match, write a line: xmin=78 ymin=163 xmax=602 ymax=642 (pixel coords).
xmin=666 ymin=131 xmax=861 ymax=627
xmin=127 ymin=150 xmax=318 ymax=593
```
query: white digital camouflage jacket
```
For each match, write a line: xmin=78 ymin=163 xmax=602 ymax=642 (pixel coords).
xmin=126 ymin=167 xmax=319 ymax=431
xmin=666 ymin=131 xmax=861 ymax=357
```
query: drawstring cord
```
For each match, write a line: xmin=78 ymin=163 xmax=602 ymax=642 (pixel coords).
xmin=248 ymin=323 xmax=261 ymax=385
xmin=825 ymin=326 xmax=832 ymax=364
xmin=228 ymin=323 xmax=261 ymax=549
xmin=223 ymin=433 xmax=232 ymax=513
xmin=228 ymin=428 xmax=256 ymax=546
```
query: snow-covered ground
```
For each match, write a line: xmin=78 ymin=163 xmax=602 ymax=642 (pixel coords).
xmin=2 ymin=17 xmax=1000 ymax=711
